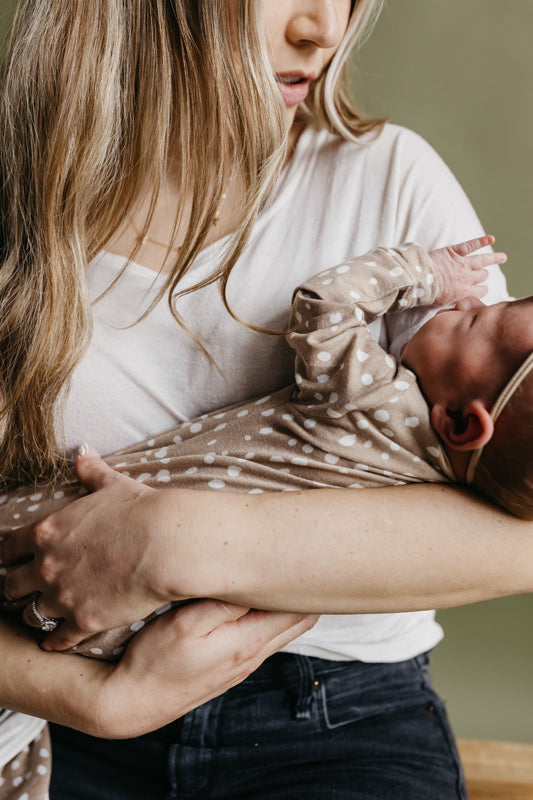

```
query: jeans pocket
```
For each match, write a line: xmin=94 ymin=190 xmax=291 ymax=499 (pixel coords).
xmin=319 ymin=655 xmax=433 ymax=730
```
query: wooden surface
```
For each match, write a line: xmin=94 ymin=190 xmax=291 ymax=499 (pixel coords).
xmin=458 ymin=739 xmax=533 ymax=799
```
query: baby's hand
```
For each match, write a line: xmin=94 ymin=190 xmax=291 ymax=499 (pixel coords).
xmin=429 ymin=235 xmax=507 ymax=306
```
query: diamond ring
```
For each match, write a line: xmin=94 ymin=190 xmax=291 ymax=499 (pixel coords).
xmin=31 ymin=596 xmax=60 ymax=633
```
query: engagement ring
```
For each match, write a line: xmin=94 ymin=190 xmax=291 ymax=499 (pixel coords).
xmin=31 ymin=597 xmax=60 ymax=633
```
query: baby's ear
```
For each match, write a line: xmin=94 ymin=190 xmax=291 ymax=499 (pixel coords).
xmin=431 ymin=400 xmax=494 ymax=452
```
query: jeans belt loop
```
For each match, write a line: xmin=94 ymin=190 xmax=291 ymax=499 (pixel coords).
xmin=293 ymin=655 xmax=315 ymax=720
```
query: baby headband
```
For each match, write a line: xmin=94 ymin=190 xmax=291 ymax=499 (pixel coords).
xmin=466 ymin=350 xmax=533 ymax=485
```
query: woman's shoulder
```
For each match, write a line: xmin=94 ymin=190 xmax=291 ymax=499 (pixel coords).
xmin=301 ymin=122 xmax=450 ymax=175
xmin=291 ymin=122 xmax=466 ymax=223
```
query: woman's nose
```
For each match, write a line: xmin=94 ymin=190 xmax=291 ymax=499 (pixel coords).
xmin=286 ymin=1 xmax=348 ymax=51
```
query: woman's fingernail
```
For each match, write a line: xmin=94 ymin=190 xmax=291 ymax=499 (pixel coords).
xmin=78 ymin=443 xmax=99 ymax=458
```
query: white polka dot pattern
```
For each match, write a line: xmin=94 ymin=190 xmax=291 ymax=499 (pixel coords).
xmin=1 ymin=726 xmax=52 ymax=800
xmin=0 ymin=243 xmax=451 ymax=669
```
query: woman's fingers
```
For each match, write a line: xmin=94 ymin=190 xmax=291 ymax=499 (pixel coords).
xmin=43 ymin=600 xmax=252 ymax=653
xmin=158 ymin=599 xmax=317 ymax=675
xmin=199 ymin=604 xmax=319 ymax=681
xmin=2 ymin=462 xmax=177 ymax=644
xmin=189 ymin=600 xmax=317 ymax=653
xmin=40 ymin=620 xmax=86 ymax=651
xmin=3 ymin=558 xmax=47 ymax=602
xmin=20 ymin=596 xmax=61 ymax=631
xmin=0 ymin=527 xmax=34 ymax=567
xmin=75 ymin=448 xmax=117 ymax=492
xmin=156 ymin=599 xmax=316 ymax=658
xmin=170 ymin=599 xmax=252 ymax=636
xmin=233 ymin=609 xmax=319 ymax=664
xmin=96 ymin=602 xmax=317 ymax=739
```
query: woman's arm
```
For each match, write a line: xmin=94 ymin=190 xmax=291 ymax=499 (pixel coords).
xmin=0 ymin=601 xmax=315 ymax=738
xmin=200 ymin=481 xmax=533 ymax=612
xmin=2 ymin=454 xmax=531 ymax=651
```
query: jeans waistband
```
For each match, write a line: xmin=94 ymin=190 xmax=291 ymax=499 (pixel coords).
xmin=153 ymin=651 xmax=431 ymax=742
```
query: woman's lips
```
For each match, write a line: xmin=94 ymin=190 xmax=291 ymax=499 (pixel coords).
xmin=275 ymin=72 xmax=315 ymax=106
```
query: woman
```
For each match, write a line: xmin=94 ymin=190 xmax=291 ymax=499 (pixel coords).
xmin=0 ymin=1 xmax=531 ymax=798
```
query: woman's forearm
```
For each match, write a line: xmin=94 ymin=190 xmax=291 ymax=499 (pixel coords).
xmin=3 ymin=459 xmax=531 ymax=646
xmin=0 ymin=604 xmax=316 ymax=739
xmin=0 ymin=617 xmax=108 ymax=732
xmin=171 ymin=483 xmax=533 ymax=612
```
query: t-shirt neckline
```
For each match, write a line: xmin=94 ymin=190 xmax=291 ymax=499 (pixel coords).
xmin=97 ymin=125 xmax=320 ymax=283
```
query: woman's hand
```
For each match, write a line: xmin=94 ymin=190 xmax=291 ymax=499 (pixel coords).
xmin=0 ymin=451 xmax=185 ymax=651
xmin=94 ymin=600 xmax=317 ymax=739
xmin=429 ymin=234 xmax=506 ymax=306
xmin=0 ymin=602 xmax=316 ymax=738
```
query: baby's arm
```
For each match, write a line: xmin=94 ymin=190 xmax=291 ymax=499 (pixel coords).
xmin=288 ymin=238 xmax=500 ymax=409
xmin=287 ymin=244 xmax=436 ymax=406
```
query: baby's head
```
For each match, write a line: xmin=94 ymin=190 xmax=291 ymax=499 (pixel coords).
xmin=402 ymin=296 xmax=533 ymax=519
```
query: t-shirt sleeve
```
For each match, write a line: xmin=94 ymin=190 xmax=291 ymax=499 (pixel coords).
xmin=382 ymin=129 xmax=510 ymax=359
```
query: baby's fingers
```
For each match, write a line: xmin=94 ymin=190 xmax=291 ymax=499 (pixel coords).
xmin=466 ymin=250 xmax=507 ymax=269
xmin=447 ymin=235 xmax=507 ymax=268
xmin=449 ymin=235 xmax=495 ymax=256
xmin=466 ymin=266 xmax=489 ymax=286
xmin=468 ymin=282 xmax=489 ymax=300
xmin=430 ymin=234 xmax=507 ymax=306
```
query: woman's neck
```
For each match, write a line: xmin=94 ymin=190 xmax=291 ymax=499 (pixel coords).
xmin=106 ymin=182 xmax=238 ymax=273
xmin=106 ymin=121 xmax=307 ymax=273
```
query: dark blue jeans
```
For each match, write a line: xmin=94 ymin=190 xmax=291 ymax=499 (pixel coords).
xmin=49 ymin=652 xmax=467 ymax=799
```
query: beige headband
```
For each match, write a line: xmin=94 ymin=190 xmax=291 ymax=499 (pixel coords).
xmin=466 ymin=350 xmax=533 ymax=485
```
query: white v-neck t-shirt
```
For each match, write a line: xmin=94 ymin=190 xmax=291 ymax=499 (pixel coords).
xmin=61 ymin=123 xmax=508 ymax=662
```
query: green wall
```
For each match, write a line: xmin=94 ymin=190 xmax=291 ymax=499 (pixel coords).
xmin=356 ymin=0 xmax=533 ymax=298
xmin=357 ymin=1 xmax=533 ymax=743
xmin=0 ymin=1 xmax=16 ymax=45
xmin=1 ymin=1 xmax=532 ymax=744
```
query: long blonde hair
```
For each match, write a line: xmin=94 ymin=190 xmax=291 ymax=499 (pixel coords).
xmin=0 ymin=0 xmax=385 ymax=484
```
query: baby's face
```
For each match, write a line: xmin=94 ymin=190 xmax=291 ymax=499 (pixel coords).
xmin=401 ymin=296 xmax=533 ymax=410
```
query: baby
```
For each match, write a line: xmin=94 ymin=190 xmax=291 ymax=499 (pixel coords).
xmin=2 ymin=234 xmax=532 ymax=661
xmin=1 ymin=234 xmax=532 ymax=799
